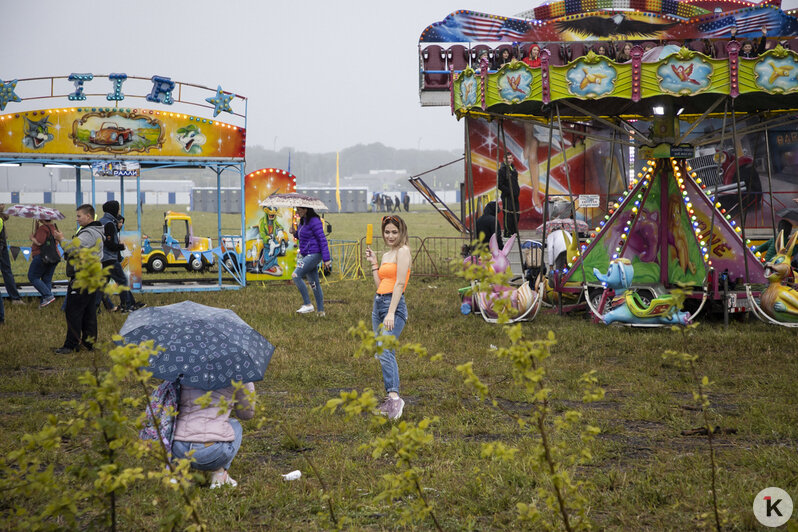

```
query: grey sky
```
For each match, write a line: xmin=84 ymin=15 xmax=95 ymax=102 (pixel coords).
xmin=3 ymin=0 xmax=532 ymax=154
xmin=6 ymin=1 xmax=792 ymax=154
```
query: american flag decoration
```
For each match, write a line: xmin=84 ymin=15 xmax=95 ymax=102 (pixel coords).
xmin=420 ymin=10 xmax=530 ymax=42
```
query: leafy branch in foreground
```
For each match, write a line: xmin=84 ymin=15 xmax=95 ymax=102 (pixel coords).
xmin=0 ymin=339 xmax=205 ymax=531
xmin=315 ymin=323 xmax=443 ymax=531
xmin=663 ymin=323 xmax=727 ymax=532
xmin=455 ymin=241 xmax=605 ymax=531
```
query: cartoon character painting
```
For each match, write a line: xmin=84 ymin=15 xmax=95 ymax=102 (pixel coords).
xmin=175 ymin=124 xmax=206 ymax=154
xmin=760 ymin=230 xmax=798 ymax=323
xmin=594 ymin=258 xmax=691 ymax=326
xmin=668 ymin=193 xmax=696 ymax=275
xmin=22 ymin=115 xmax=54 ymax=149
xmin=256 ymin=206 xmax=289 ymax=275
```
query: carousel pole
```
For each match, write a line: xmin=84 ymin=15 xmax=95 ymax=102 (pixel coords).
xmin=729 ymin=99 xmax=751 ymax=285
xmin=763 ymin=121 xmax=778 ymax=240
xmin=542 ymin=111 xmax=557 ymax=312
xmin=555 ymin=104 xmax=588 ymax=292
xmin=464 ymin=117 xmax=477 ymax=238
xmin=708 ymin=101 xmax=728 ymax=324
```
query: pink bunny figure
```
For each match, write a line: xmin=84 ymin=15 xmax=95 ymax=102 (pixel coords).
xmin=471 ymin=233 xmax=538 ymax=320
xmin=488 ymin=233 xmax=516 ymax=274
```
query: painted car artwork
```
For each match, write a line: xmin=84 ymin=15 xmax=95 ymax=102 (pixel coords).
xmin=88 ymin=121 xmax=134 ymax=145
xmin=565 ymin=58 xmax=617 ymax=99
xmin=497 ymin=65 xmax=533 ymax=103
xmin=73 ymin=111 xmax=163 ymax=153
xmin=657 ymin=56 xmax=712 ymax=96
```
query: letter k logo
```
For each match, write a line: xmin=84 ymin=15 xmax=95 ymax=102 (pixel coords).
xmin=765 ymin=496 xmax=783 ymax=517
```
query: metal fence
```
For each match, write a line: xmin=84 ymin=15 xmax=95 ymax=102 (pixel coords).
xmin=341 ymin=236 xmax=469 ymax=279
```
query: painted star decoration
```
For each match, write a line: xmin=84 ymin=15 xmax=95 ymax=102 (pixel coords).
xmin=205 ymin=85 xmax=234 ymax=117
xmin=0 ymin=79 xmax=22 ymax=111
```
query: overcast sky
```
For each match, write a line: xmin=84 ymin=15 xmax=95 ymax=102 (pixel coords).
xmin=5 ymin=1 xmax=794 ymax=154
xmin=3 ymin=1 xmax=532 ymax=154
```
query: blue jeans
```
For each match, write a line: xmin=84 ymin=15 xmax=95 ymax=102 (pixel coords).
xmin=28 ymin=255 xmax=57 ymax=301
xmin=98 ymin=261 xmax=135 ymax=309
xmin=371 ymin=293 xmax=407 ymax=394
xmin=172 ymin=418 xmax=243 ymax=472
xmin=292 ymin=253 xmax=324 ymax=311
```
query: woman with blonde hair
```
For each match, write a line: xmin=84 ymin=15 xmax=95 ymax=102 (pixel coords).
xmin=364 ymin=215 xmax=412 ymax=420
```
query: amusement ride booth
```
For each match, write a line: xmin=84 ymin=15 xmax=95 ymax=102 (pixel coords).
xmin=419 ymin=0 xmax=798 ymax=326
xmin=0 ymin=73 xmax=249 ymax=294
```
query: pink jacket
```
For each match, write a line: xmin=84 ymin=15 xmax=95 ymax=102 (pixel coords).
xmin=173 ymin=382 xmax=255 ymax=442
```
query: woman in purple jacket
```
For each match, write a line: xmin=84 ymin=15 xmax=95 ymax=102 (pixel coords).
xmin=292 ymin=207 xmax=331 ymax=316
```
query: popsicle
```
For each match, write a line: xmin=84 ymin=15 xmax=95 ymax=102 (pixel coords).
xmin=366 ymin=223 xmax=373 ymax=245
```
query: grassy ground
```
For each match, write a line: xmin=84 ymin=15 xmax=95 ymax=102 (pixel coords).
xmin=2 ymin=219 xmax=797 ymax=529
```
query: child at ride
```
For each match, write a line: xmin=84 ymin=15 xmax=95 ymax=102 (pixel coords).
xmin=28 ymin=218 xmax=59 ymax=308
xmin=171 ymin=382 xmax=255 ymax=489
xmin=615 ymin=42 xmax=633 ymax=63
xmin=292 ymin=207 xmax=331 ymax=316
xmin=731 ymin=25 xmax=767 ymax=58
xmin=493 ymin=47 xmax=514 ymax=69
xmin=523 ymin=44 xmax=541 ymax=68
xmin=364 ymin=215 xmax=412 ymax=421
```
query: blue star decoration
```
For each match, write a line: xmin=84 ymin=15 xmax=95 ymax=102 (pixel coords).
xmin=205 ymin=85 xmax=234 ymax=117
xmin=0 ymin=79 xmax=22 ymax=111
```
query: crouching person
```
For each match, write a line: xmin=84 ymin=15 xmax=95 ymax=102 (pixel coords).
xmin=172 ymin=382 xmax=255 ymax=489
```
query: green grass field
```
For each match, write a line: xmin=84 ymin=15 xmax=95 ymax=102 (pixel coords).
xmin=1 ymin=206 xmax=796 ymax=530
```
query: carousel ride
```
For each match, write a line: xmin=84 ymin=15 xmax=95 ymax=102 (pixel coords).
xmin=420 ymin=0 xmax=798 ymax=327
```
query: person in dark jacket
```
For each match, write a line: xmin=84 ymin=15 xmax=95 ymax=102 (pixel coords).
xmin=497 ymin=154 xmax=520 ymax=237
xmin=292 ymin=207 xmax=331 ymax=316
xmin=99 ymin=201 xmax=142 ymax=312
xmin=402 ymin=194 xmax=410 ymax=212
xmin=475 ymin=201 xmax=503 ymax=250
xmin=0 ymin=206 xmax=23 ymax=305
xmin=53 ymin=204 xmax=105 ymax=354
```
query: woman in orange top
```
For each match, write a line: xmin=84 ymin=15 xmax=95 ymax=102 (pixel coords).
xmin=364 ymin=215 xmax=411 ymax=420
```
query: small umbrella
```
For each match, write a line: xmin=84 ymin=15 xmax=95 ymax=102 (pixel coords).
xmin=259 ymin=193 xmax=328 ymax=211
xmin=536 ymin=218 xmax=589 ymax=235
xmin=119 ymin=301 xmax=275 ymax=390
xmin=4 ymin=204 xmax=65 ymax=221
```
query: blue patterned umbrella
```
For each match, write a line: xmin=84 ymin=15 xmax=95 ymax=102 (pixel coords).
xmin=119 ymin=301 xmax=274 ymax=390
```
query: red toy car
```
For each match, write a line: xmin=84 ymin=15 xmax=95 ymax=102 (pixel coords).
xmin=89 ymin=122 xmax=133 ymax=146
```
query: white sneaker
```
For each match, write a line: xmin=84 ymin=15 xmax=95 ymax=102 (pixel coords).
xmin=209 ymin=470 xmax=238 ymax=489
xmin=296 ymin=304 xmax=314 ymax=314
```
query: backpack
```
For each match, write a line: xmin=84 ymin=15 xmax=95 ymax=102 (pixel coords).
xmin=139 ymin=380 xmax=182 ymax=455
xmin=40 ymin=226 xmax=61 ymax=265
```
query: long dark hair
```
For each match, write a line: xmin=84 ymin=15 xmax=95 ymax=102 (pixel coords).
xmin=299 ymin=207 xmax=320 ymax=226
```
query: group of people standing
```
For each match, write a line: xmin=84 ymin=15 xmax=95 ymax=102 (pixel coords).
xmin=371 ymin=193 xmax=409 ymax=213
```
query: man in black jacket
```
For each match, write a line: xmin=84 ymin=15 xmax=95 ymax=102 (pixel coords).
xmin=53 ymin=204 xmax=105 ymax=354
xmin=497 ymin=154 xmax=520 ymax=237
xmin=98 ymin=201 xmax=143 ymax=312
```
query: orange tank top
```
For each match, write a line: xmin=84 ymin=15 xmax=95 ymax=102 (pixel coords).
xmin=377 ymin=262 xmax=411 ymax=294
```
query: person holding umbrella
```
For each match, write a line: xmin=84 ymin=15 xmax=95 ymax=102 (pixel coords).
xmin=292 ymin=206 xmax=331 ymax=316
xmin=120 ymin=300 xmax=275 ymax=489
xmin=364 ymin=215 xmax=412 ymax=420
xmin=172 ymin=382 xmax=255 ymax=488
xmin=28 ymin=218 xmax=60 ymax=308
